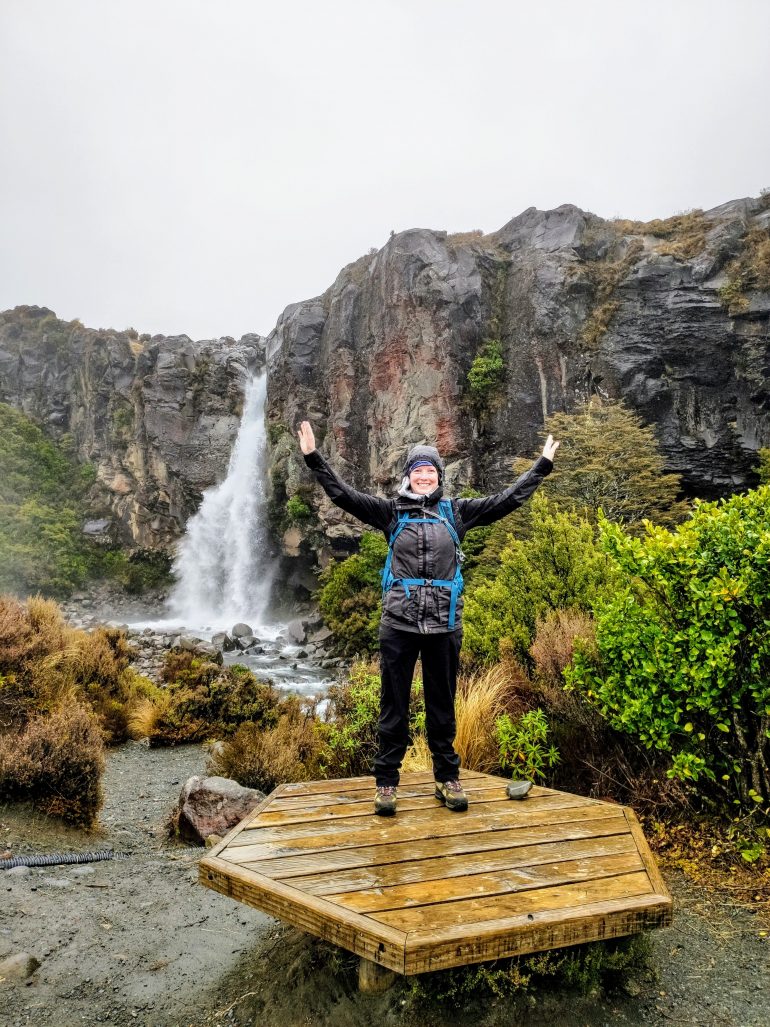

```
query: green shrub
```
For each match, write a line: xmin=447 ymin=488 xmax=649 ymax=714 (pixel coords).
xmin=467 ymin=339 xmax=505 ymax=407
xmin=757 ymin=447 xmax=770 ymax=485
xmin=495 ymin=708 xmax=560 ymax=781
xmin=541 ymin=400 xmax=689 ymax=529
xmin=100 ymin=549 xmax=172 ymax=593
xmin=406 ymin=933 xmax=652 ymax=1006
xmin=286 ymin=494 xmax=313 ymax=522
xmin=0 ymin=701 xmax=105 ymax=827
xmin=462 ymin=495 xmax=618 ymax=665
xmin=317 ymin=532 xmax=387 ymax=657
xmin=566 ymin=486 xmax=770 ymax=816
xmin=0 ymin=403 xmax=98 ymax=597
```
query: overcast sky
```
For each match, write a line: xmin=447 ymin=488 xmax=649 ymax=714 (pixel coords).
xmin=1 ymin=1 xmax=768 ymax=341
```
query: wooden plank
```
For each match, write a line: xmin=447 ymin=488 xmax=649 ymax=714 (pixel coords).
xmin=236 ymin=813 xmax=629 ymax=879
xmin=278 ymin=770 xmax=490 ymax=798
xmin=267 ymin=780 xmax=573 ymax=811
xmin=230 ymin=793 xmax=610 ymax=846
xmin=404 ymin=891 xmax=673 ymax=974
xmin=623 ymin=807 xmax=672 ymax=900
xmin=329 ymin=850 xmax=644 ymax=913
xmin=285 ymin=833 xmax=638 ymax=896
xmin=372 ymin=870 xmax=653 ymax=932
xmin=204 ymin=783 xmax=290 ymax=860
xmin=250 ymin=786 xmax=522 ymax=821
xmin=227 ymin=802 xmax=623 ymax=864
xmin=199 ymin=855 xmax=407 ymax=974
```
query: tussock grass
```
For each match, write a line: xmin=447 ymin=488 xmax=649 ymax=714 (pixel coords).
xmin=455 ymin=663 xmax=527 ymax=773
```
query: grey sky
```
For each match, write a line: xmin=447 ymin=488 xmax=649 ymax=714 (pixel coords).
xmin=1 ymin=0 xmax=768 ymax=340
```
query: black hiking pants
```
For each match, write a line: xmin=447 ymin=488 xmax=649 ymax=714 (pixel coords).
xmin=374 ymin=623 xmax=463 ymax=787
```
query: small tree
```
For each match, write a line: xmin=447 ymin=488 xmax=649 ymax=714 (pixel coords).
xmin=566 ymin=486 xmax=770 ymax=814
xmin=542 ymin=399 xmax=689 ymax=529
xmin=462 ymin=494 xmax=617 ymax=665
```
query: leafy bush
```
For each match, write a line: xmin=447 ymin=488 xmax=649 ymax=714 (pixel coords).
xmin=566 ymin=486 xmax=770 ymax=816
xmin=100 ymin=549 xmax=172 ymax=594
xmin=406 ymin=933 xmax=652 ymax=1006
xmin=496 ymin=708 xmax=560 ymax=781
xmin=462 ymin=494 xmax=618 ymax=665
xmin=0 ymin=702 xmax=105 ymax=827
xmin=137 ymin=651 xmax=281 ymax=746
xmin=317 ymin=532 xmax=387 ymax=657
xmin=541 ymin=400 xmax=689 ymax=529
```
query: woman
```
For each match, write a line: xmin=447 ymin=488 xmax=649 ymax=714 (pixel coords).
xmin=297 ymin=420 xmax=559 ymax=815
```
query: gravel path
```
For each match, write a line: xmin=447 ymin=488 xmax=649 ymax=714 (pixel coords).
xmin=1 ymin=743 xmax=768 ymax=1027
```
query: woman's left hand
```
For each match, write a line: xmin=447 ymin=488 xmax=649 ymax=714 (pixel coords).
xmin=542 ymin=434 xmax=560 ymax=462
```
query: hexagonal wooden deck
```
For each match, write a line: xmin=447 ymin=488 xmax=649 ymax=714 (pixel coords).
xmin=199 ymin=771 xmax=672 ymax=975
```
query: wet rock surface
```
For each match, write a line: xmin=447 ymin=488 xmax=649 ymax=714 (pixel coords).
xmin=172 ymin=776 xmax=265 ymax=845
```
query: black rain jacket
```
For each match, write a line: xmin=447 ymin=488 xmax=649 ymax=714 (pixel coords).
xmin=303 ymin=449 xmax=553 ymax=635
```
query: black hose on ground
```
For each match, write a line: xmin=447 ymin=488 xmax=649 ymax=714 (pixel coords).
xmin=0 ymin=850 xmax=130 ymax=870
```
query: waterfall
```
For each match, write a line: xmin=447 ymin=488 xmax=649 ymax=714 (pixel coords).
xmin=167 ymin=372 xmax=278 ymax=632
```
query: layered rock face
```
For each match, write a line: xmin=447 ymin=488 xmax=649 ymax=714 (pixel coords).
xmin=2 ymin=195 xmax=768 ymax=565
xmin=0 ymin=307 xmax=264 ymax=548
xmin=267 ymin=196 xmax=770 ymax=558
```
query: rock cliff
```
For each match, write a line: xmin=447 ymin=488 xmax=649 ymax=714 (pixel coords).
xmin=0 ymin=307 xmax=264 ymax=548
xmin=266 ymin=196 xmax=770 ymax=560
xmin=2 ymin=193 xmax=768 ymax=567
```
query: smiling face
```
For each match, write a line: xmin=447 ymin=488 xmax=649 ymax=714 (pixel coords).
xmin=409 ymin=464 xmax=439 ymax=495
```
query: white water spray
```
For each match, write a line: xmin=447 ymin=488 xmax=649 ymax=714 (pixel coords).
xmin=167 ymin=373 xmax=278 ymax=632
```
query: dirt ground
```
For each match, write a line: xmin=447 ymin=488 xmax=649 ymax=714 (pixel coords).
xmin=1 ymin=743 xmax=768 ymax=1027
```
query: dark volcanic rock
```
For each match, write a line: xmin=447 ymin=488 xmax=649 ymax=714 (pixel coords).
xmin=266 ymin=195 xmax=770 ymax=568
xmin=0 ymin=308 xmax=266 ymax=549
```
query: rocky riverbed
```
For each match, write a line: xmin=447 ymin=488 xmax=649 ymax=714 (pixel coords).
xmin=58 ymin=582 xmax=342 ymax=698
xmin=1 ymin=743 xmax=768 ymax=1027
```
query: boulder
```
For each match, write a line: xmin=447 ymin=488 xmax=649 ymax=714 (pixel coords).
xmin=286 ymin=619 xmax=307 ymax=644
xmin=231 ymin=622 xmax=254 ymax=638
xmin=211 ymin=631 xmax=236 ymax=651
xmin=172 ymin=775 xmax=265 ymax=845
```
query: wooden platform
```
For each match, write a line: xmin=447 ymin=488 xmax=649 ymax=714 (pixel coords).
xmin=199 ymin=771 xmax=672 ymax=976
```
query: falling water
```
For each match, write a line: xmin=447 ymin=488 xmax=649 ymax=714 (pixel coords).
xmin=166 ymin=372 xmax=278 ymax=632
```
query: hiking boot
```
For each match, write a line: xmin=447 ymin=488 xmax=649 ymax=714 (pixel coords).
xmin=434 ymin=778 xmax=468 ymax=812
xmin=374 ymin=785 xmax=397 ymax=816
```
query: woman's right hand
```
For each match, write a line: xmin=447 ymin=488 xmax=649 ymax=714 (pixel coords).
xmin=297 ymin=420 xmax=316 ymax=455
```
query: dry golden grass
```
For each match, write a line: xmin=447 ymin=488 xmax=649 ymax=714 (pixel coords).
xmin=402 ymin=733 xmax=432 ymax=773
xmin=127 ymin=693 xmax=171 ymax=740
xmin=454 ymin=663 xmax=526 ymax=772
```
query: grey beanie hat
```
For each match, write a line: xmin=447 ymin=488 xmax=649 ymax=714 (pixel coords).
xmin=401 ymin=444 xmax=444 ymax=481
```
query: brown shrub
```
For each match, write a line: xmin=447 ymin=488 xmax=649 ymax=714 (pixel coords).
xmin=530 ymin=609 xmax=595 ymax=688
xmin=140 ymin=657 xmax=282 ymax=747
xmin=207 ymin=698 xmax=326 ymax=793
xmin=0 ymin=593 xmax=141 ymax=743
xmin=0 ymin=700 xmax=105 ymax=826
